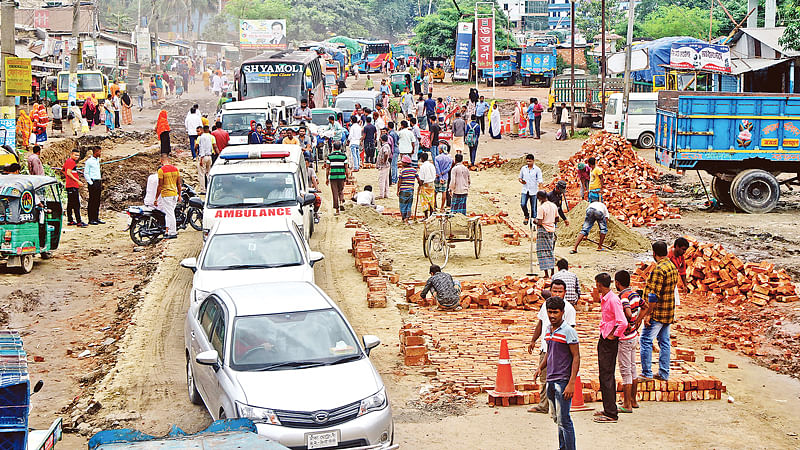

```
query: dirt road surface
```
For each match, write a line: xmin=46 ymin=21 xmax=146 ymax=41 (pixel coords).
xmin=5 ymin=78 xmax=800 ymax=448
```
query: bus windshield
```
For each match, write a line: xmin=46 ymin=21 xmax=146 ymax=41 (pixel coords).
xmin=364 ymin=43 xmax=390 ymax=55
xmin=240 ymin=63 xmax=303 ymax=100
xmin=58 ymin=73 xmax=104 ymax=93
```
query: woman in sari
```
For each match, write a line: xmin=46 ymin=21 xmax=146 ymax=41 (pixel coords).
xmin=488 ymin=101 xmax=502 ymax=140
xmin=33 ymin=104 xmax=49 ymax=142
xmin=82 ymin=96 xmax=97 ymax=129
xmin=120 ymin=91 xmax=133 ymax=125
xmin=149 ymin=77 xmax=158 ymax=108
xmin=155 ymin=110 xmax=171 ymax=155
xmin=103 ymin=101 xmax=115 ymax=132
xmin=16 ymin=110 xmax=32 ymax=150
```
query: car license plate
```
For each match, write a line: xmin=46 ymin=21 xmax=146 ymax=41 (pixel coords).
xmin=306 ymin=430 xmax=339 ymax=449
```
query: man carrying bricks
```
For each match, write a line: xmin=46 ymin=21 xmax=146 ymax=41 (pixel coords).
xmin=519 ymin=154 xmax=543 ymax=226
xmin=615 ymin=270 xmax=643 ymax=413
xmin=534 ymin=297 xmax=580 ymax=450
xmin=668 ymin=237 xmax=690 ymax=308
xmin=640 ymin=240 xmax=679 ymax=381
xmin=552 ymin=259 xmax=580 ymax=306
xmin=527 ymin=280 xmax=576 ymax=414
xmin=535 ymin=190 xmax=558 ymax=278
xmin=592 ymin=272 xmax=628 ymax=423
xmin=420 ymin=264 xmax=462 ymax=311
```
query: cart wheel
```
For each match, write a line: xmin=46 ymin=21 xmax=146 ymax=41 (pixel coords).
xmin=473 ymin=222 xmax=482 ymax=258
xmin=20 ymin=254 xmax=34 ymax=274
xmin=422 ymin=224 xmax=430 ymax=258
xmin=426 ymin=231 xmax=450 ymax=269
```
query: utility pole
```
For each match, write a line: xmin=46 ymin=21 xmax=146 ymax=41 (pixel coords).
xmin=622 ymin=0 xmax=635 ymax=138
xmin=67 ymin=0 xmax=80 ymax=107
xmin=0 ymin=0 xmax=16 ymax=107
xmin=601 ymin=0 xmax=606 ymax=122
xmin=569 ymin=0 xmax=575 ymax=136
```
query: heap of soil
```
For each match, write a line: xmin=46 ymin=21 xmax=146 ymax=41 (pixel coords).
xmin=500 ymin=157 xmax=559 ymax=184
xmin=557 ymin=201 xmax=651 ymax=252
xmin=349 ymin=204 xmax=411 ymax=228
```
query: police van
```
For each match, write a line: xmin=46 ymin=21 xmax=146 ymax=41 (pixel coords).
xmin=203 ymin=145 xmax=316 ymax=240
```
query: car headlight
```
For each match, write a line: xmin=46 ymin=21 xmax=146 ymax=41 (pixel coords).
xmin=193 ymin=289 xmax=210 ymax=303
xmin=358 ymin=388 xmax=387 ymax=417
xmin=235 ymin=401 xmax=281 ymax=425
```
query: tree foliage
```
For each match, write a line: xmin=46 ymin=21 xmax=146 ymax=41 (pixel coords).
xmin=640 ymin=5 xmax=719 ymax=40
xmin=779 ymin=3 xmax=800 ymax=50
xmin=576 ymin=0 xmax=624 ymax=43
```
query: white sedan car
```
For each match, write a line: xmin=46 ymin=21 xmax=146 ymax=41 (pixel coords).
xmin=181 ymin=218 xmax=323 ymax=304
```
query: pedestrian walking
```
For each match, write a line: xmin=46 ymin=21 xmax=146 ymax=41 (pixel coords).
xmin=452 ymin=112 xmax=466 ymax=155
xmin=417 ymin=152 xmax=436 ymax=218
xmin=84 ymin=147 xmax=104 ymax=225
xmin=121 ymin=91 xmax=133 ymax=125
xmin=16 ymin=110 xmax=31 ymax=150
xmin=195 ymin=125 xmax=216 ymax=188
xmin=519 ymin=154 xmax=543 ymax=225
xmin=587 ymin=157 xmax=603 ymax=202
xmin=528 ymin=97 xmax=543 ymax=138
xmin=397 ymin=120 xmax=415 ymax=166
xmin=155 ymin=110 xmax=171 ymax=155
xmin=112 ymin=91 xmax=122 ymax=129
xmin=103 ymin=101 xmax=114 ymax=132
xmin=401 ymin=88 xmax=414 ymax=119
xmin=551 ymin=259 xmax=580 ymax=306
xmin=397 ymin=155 xmax=416 ymax=223
xmin=388 ymin=122 xmax=400 ymax=185
xmin=576 ymin=162 xmax=590 ymax=200
xmin=534 ymin=296 xmax=580 ymax=450
xmin=448 ymin=154 xmax=470 ymax=215
xmin=326 ymin=142 xmax=349 ymax=216
xmin=640 ymin=240 xmax=679 ymax=381
xmin=69 ymin=102 xmax=82 ymax=136
xmin=535 ymin=190 xmax=558 ymax=278
xmin=571 ymin=200 xmax=609 ymax=253
xmin=465 ymin=115 xmax=480 ymax=166
xmin=420 ymin=264 xmax=462 ymax=311
xmin=26 ymin=145 xmax=44 ymax=176
xmin=475 ymin=96 xmax=489 ymax=134
xmin=149 ymin=77 xmax=159 ymax=108
xmin=185 ymin=105 xmax=203 ymax=159
xmin=365 ymin=75 xmax=374 ymax=91
xmin=62 ymin=149 xmax=86 ymax=227
xmin=134 ymin=79 xmax=145 ymax=111
xmin=211 ymin=120 xmax=230 ymax=160
xmin=376 ymin=134 xmax=392 ymax=199
xmin=558 ymin=103 xmax=569 ymax=140
xmin=155 ymin=154 xmax=182 ymax=239
xmin=615 ymin=270 xmax=643 ymax=413
xmin=424 ymin=94 xmax=436 ymax=130
xmin=434 ymin=145 xmax=453 ymax=210
xmin=363 ymin=116 xmax=377 ymax=164
xmin=592 ymin=272 xmax=627 ymax=423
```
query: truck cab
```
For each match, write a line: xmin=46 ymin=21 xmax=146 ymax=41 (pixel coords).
xmin=520 ymin=45 xmax=557 ymax=87
xmin=481 ymin=51 xmax=519 ymax=86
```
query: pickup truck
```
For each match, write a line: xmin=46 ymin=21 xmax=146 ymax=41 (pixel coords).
xmin=549 ymin=76 xmax=624 ymax=127
xmin=654 ymin=91 xmax=800 ymax=213
xmin=481 ymin=52 xmax=519 ymax=86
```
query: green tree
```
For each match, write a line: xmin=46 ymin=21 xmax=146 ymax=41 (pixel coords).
xmin=640 ymin=5 xmax=718 ymax=40
xmin=289 ymin=0 xmax=376 ymax=41
xmin=224 ymin=0 xmax=290 ymax=21
xmin=367 ymin=0 xmax=416 ymax=40
xmin=576 ymin=0 xmax=623 ymax=43
xmin=779 ymin=4 xmax=800 ymax=50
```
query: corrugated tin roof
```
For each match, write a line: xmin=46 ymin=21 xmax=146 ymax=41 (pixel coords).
xmin=739 ymin=27 xmax=800 ymax=58
xmin=730 ymin=57 xmax=789 ymax=75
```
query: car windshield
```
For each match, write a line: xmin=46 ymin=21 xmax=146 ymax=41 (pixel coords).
xmin=202 ymin=231 xmax=302 ymax=270
xmin=335 ymin=97 xmax=375 ymax=111
xmin=231 ymin=308 xmax=361 ymax=371
xmin=311 ymin=113 xmax=331 ymax=126
xmin=207 ymin=172 xmax=296 ymax=208
xmin=58 ymin=73 xmax=104 ymax=93
xmin=222 ymin=112 xmax=267 ymax=135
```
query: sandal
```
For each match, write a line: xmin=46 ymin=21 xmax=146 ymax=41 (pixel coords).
xmin=569 ymin=249 xmax=578 ymax=254
xmin=593 ymin=415 xmax=617 ymax=423
xmin=618 ymin=406 xmax=632 ymax=413
xmin=593 ymin=410 xmax=606 ymax=417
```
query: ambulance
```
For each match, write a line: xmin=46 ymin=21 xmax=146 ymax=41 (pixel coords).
xmin=203 ymin=145 xmax=316 ymax=241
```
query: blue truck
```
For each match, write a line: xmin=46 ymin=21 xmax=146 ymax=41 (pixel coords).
xmin=655 ymin=91 xmax=800 ymax=213
xmin=520 ymin=46 xmax=557 ymax=87
xmin=481 ymin=51 xmax=519 ymax=86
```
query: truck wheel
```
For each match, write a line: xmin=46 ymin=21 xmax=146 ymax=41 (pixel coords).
xmin=522 ymin=76 xmax=530 ymax=87
xmin=710 ymin=176 xmax=733 ymax=206
xmin=486 ymin=78 xmax=494 ymax=87
xmin=730 ymin=169 xmax=780 ymax=214
xmin=637 ymin=132 xmax=655 ymax=149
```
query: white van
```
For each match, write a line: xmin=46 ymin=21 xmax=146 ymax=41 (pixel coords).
xmin=203 ymin=145 xmax=316 ymax=241
xmin=220 ymin=97 xmax=299 ymax=146
xmin=603 ymin=92 xmax=658 ymax=148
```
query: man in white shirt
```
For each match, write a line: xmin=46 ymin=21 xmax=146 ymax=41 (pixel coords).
xmin=415 ymin=96 xmax=426 ymax=129
xmin=211 ymin=73 xmax=222 ymax=96
xmin=184 ymin=106 xmax=203 ymax=159
xmin=401 ymin=88 xmax=415 ymax=119
xmin=410 ymin=117 xmax=423 ymax=162
xmin=348 ymin=116 xmax=363 ymax=171
xmin=518 ymin=153 xmax=543 ymax=225
xmin=571 ymin=200 xmax=609 ymax=253
xmin=144 ymin=169 xmax=161 ymax=207
xmin=352 ymin=185 xmax=384 ymax=212
xmin=416 ymin=152 xmax=437 ymax=217
xmin=397 ymin=120 xmax=416 ymax=160
xmin=195 ymin=125 xmax=217 ymax=188
xmin=527 ymin=281 xmax=576 ymax=414
xmin=294 ymin=98 xmax=313 ymax=122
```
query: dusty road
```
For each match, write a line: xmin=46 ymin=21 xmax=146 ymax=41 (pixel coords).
xmin=5 ymin=78 xmax=800 ymax=448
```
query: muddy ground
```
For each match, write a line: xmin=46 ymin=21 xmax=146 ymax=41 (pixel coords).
xmin=3 ymin=78 xmax=799 ymax=448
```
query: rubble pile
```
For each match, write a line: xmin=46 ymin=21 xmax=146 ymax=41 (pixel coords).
xmin=404 ymin=275 xmax=550 ymax=310
xmin=469 ymin=153 xmax=509 ymax=171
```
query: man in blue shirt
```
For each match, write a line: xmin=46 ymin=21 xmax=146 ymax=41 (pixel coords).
xmin=475 ymin=95 xmax=490 ymax=134
xmin=84 ymin=147 xmax=104 ymax=225
xmin=379 ymin=79 xmax=391 ymax=96
xmin=434 ymin=145 xmax=453 ymax=210
xmin=424 ymin=93 xmax=436 ymax=130
xmin=388 ymin=122 xmax=401 ymax=185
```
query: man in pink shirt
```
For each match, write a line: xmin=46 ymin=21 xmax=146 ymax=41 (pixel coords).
xmin=592 ymin=272 xmax=628 ymax=423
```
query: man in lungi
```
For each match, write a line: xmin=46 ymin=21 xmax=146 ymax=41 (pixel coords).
xmin=449 ymin=154 xmax=470 ymax=215
xmin=535 ymin=190 xmax=558 ymax=278
xmin=417 ymin=152 xmax=437 ymax=218
xmin=397 ymin=155 xmax=417 ymax=223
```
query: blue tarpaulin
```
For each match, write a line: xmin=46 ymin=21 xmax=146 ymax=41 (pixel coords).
xmin=630 ymin=36 xmax=707 ymax=85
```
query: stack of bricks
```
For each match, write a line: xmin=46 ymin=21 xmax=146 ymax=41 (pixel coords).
xmin=366 ymin=277 xmax=388 ymax=308
xmin=469 ymin=153 xmax=509 ymax=171
xmin=402 ymin=308 xmax=726 ymax=405
xmin=342 ymin=175 xmax=359 ymax=200
xmin=405 ymin=275 xmax=549 ymax=310
xmin=547 ymin=131 xmax=681 ymax=227
xmin=634 ymin=238 xmax=799 ymax=305
xmin=399 ymin=324 xmax=430 ymax=366
xmin=349 ymin=230 xmax=388 ymax=308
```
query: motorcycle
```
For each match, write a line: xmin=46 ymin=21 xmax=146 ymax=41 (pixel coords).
xmin=127 ymin=185 xmax=204 ymax=246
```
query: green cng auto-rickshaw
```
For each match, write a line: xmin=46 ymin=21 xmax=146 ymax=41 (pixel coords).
xmin=0 ymin=175 xmax=63 ymax=273
xmin=390 ymin=72 xmax=412 ymax=97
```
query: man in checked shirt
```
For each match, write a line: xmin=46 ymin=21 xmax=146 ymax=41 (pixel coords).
xmin=639 ymin=241 xmax=678 ymax=381
xmin=420 ymin=265 xmax=462 ymax=311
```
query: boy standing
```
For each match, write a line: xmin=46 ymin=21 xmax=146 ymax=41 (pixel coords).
xmin=615 ymin=270 xmax=642 ymax=413
xmin=592 ymin=272 xmax=628 ymax=423
xmin=534 ymin=297 xmax=580 ymax=450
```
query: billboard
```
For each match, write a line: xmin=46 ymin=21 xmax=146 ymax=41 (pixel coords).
xmin=475 ymin=18 xmax=494 ymax=70
xmin=240 ymin=19 xmax=288 ymax=50
xmin=454 ymin=22 xmax=473 ymax=80
xmin=0 ymin=107 xmax=16 ymax=149
xmin=669 ymin=42 xmax=731 ymax=73
xmin=4 ymin=58 xmax=32 ymax=97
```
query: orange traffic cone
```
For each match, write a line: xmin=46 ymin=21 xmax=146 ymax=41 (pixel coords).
xmin=489 ymin=339 xmax=519 ymax=397
xmin=570 ymin=375 xmax=593 ymax=411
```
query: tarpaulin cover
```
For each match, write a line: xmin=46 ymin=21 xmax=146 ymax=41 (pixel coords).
xmin=630 ymin=36 xmax=707 ymax=85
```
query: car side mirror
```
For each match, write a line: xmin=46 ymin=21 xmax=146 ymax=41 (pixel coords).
xmin=309 ymin=251 xmax=324 ymax=267
xmin=180 ymin=257 xmax=197 ymax=273
xmin=188 ymin=197 xmax=204 ymax=209
xmin=196 ymin=350 xmax=219 ymax=368
xmin=302 ymin=193 xmax=316 ymax=207
xmin=362 ymin=335 xmax=380 ymax=356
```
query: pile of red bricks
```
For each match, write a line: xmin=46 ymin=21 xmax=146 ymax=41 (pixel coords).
xmin=349 ymin=229 xmax=393 ymax=308
xmin=405 ymin=275 xmax=550 ymax=310
xmin=469 ymin=153 xmax=509 ymax=171
xmin=342 ymin=175 xmax=359 ymax=200
xmin=552 ymin=131 xmax=680 ymax=227
xmin=399 ymin=325 xmax=430 ymax=366
xmin=634 ymin=238 xmax=799 ymax=305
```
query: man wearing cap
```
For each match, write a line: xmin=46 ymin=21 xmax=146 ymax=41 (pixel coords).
xmin=577 ymin=162 xmax=590 ymax=200
xmin=548 ymin=180 xmax=571 ymax=227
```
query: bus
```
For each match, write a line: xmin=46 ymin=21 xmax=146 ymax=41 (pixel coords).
xmin=56 ymin=70 xmax=109 ymax=105
xmin=235 ymin=50 xmax=325 ymax=104
xmin=354 ymin=40 xmax=391 ymax=73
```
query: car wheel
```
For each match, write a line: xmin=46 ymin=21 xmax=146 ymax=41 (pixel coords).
xmin=19 ymin=254 xmax=34 ymax=274
xmin=186 ymin=356 xmax=202 ymax=405
xmin=637 ymin=132 xmax=655 ymax=149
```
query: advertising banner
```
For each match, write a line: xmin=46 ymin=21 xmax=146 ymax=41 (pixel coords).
xmin=454 ymin=22 xmax=473 ymax=80
xmin=240 ymin=19 xmax=288 ymax=50
xmin=4 ymin=58 xmax=32 ymax=97
xmin=669 ymin=42 xmax=731 ymax=73
xmin=0 ymin=107 xmax=16 ymax=149
xmin=475 ymin=18 xmax=494 ymax=70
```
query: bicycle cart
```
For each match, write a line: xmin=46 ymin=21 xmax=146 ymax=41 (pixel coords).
xmin=422 ymin=212 xmax=482 ymax=268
